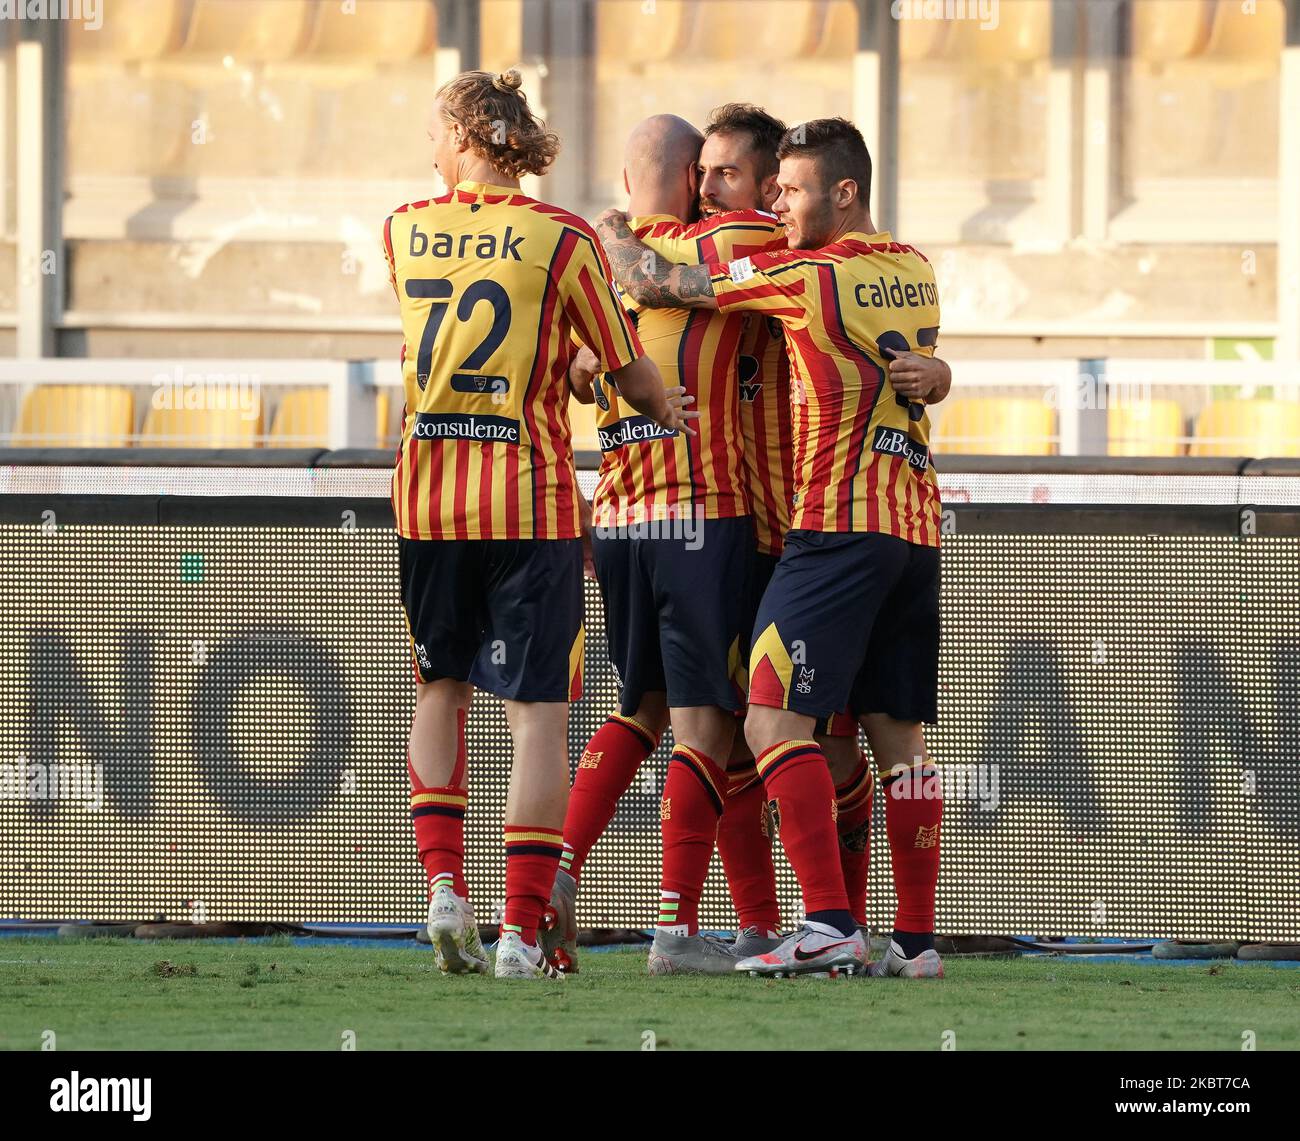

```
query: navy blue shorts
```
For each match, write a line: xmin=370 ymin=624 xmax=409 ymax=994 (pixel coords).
xmin=592 ymin=516 xmax=752 ymax=715
xmin=748 ymin=530 xmax=939 ymax=724
xmin=398 ymin=536 xmax=584 ymax=702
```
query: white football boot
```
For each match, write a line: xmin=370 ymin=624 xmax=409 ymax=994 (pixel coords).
xmin=868 ymin=939 xmax=945 ymax=978
xmin=735 ymin=923 xmax=868 ymax=978
xmin=495 ymin=931 xmax=563 ymax=979
xmin=425 ymin=879 xmax=489 ymax=975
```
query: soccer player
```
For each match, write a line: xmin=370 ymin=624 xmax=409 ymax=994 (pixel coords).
xmin=385 ymin=69 xmax=693 ymax=980
xmin=549 ymin=114 xmax=789 ymax=976
xmin=596 ymin=116 xmax=947 ymax=979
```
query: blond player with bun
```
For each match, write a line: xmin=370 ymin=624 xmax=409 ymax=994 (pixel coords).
xmin=383 ymin=69 xmax=696 ymax=980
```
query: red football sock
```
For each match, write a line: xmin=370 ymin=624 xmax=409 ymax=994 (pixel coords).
xmin=880 ymin=759 xmax=942 ymax=933
xmin=658 ymin=746 xmax=726 ymax=935
xmin=560 ymin=713 xmax=659 ymax=883
xmin=503 ymin=825 xmax=565 ymax=946
xmin=408 ymin=708 xmax=469 ymax=897
xmin=835 ymin=755 xmax=875 ymax=928
xmin=756 ymin=740 xmax=848 ymax=915
xmin=717 ymin=765 xmax=780 ymax=935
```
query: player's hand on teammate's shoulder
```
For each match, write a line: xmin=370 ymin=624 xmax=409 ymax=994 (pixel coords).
xmin=661 ymin=385 xmax=700 ymax=438
xmin=567 ymin=345 xmax=601 ymax=404
xmin=886 ymin=349 xmax=951 ymax=404
xmin=596 ymin=208 xmax=630 ymax=240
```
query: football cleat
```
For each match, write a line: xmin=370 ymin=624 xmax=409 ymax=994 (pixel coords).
xmin=495 ymin=931 xmax=563 ymax=979
xmin=539 ymin=869 xmax=580 ymax=974
xmin=736 ymin=924 xmax=867 ymax=978
xmin=426 ymin=882 xmax=489 ymax=975
xmin=867 ymin=939 xmax=944 ymax=978
xmin=732 ymin=925 xmax=784 ymax=959
xmin=648 ymin=929 xmax=742 ymax=976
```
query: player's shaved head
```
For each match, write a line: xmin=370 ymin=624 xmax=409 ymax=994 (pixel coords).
xmin=622 ymin=115 xmax=703 ymax=220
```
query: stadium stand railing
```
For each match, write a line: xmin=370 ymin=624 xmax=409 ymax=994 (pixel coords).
xmin=2 ymin=357 xmax=1298 ymax=458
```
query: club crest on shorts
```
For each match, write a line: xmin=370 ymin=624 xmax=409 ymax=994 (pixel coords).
xmin=578 ymin=749 xmax=602 ymax=770
xmin=767 ymin=798 xmax=781 ymax=835
xmin=914 ymin=823 xmax=939 ymax=849
xmin=659 ymin=797 xmax=671 ymax=821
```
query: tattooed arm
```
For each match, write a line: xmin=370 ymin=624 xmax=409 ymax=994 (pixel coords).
xmin=595 ymin=209 xmax=719 ymax=310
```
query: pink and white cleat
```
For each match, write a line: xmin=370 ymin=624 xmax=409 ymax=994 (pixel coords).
xmin=735 ymin=923 xmax=868 ymax=978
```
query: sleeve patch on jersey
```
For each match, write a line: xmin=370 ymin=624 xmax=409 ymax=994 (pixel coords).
xmin=728 ymin=257 xmax=756 ymax=284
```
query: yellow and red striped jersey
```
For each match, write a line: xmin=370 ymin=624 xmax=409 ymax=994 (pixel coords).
xmin=709 ymin=232 xmax=942 ymax=546
xmin=738 ymin=312 xmax=796 ymax=556
xmin=384 ymin=180 xmax=642 ymax=541
xmin=591 ymin=211 xmax=785 ymax=529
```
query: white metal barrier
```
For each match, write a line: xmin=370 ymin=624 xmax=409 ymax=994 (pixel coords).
xmin=0 ymin=357 xmax=1298 ymax=456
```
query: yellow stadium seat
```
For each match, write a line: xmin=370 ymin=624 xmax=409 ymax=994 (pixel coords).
xmin=1190 ymin=399 xmax=1300 ymax=458
xmin=568 ymin=399 xmax=601 ymax=454
xmin=1131 ymin=0 xmax=1216 ymax=64
xmin=687 ymin=0 xmax=824 ymax=62
xmin=66 ymin=0 xmax=187 ymax=60
xmin=1108 ymin=400 xmax=1186 ymax=457
xmin=141 ymin=404 xmax=264 ymax=448
xmin=931 ymin=397 xmax=1055 ymax=456
xmin=943 ymin=0 xmax=1050 ymax=66
xmin=596 ymin=0 xmax=690 ymax=63
xmin=178 ymin=0 xmax=315 ymax=60
xmin=812 ymin=0 xmax=859 ymax=58
xmin=899 ymin=13 xmax=949 ymax=62
xmin=13 ymin=386 xmax=135 ymax=448
xmin=269 ymin=389 xmax=393 ymax=448
xmin=269 ymin=389 xmax=329 ymax=448
xmin=1204 ymin=0 xmax=1285 ymax=64
xmin=480 ymin=1 xmax=524 ymax=73
xmin=303 ymin=0 xmax=437 ymax=60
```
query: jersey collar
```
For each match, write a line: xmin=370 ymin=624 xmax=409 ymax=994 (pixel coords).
xmin=453 ymin=180 xmax=520 ymax=198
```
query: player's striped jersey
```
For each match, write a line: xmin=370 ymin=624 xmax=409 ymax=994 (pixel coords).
xmin=591 ymin=211 xmax=785 ymax=529
xmin=384 ymin=180 xmax=642 ymax=541
xmin=709 ymin=232 xmax=942 ymax=546
xmin=739 ymin=312 xmax=796 ymax=556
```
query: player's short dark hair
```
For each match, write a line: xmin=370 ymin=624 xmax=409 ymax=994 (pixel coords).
xmin=704 ymin=103 xmax=786 ymax=181
xmin=777 ymin=117 xmax=872 ymax=203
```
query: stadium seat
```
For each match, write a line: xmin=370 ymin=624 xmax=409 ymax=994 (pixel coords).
xmin=1190 ymin=400 xmax=1300 ymax=458
xmin=12 ymin=386 xmax=135 ymax=448
xmin=65 ymin=0 xmax=187 ymax=60
xmin=268 ymin=388 xmax=393 ymax=448
xmin=141 ymin=404 xmax=264 ymax=448
xmin=931 ymin=398 xmax=1055 ymax=456
xmin=596 ymin=0 xmax=690 ymax=63
xmin=899 ymin=12 xmax=950 ymax=62
xmin=1108 ymin=400 xmax=1186 ymax=457
xmin=480 ymin=0 xmax=525 ymax=73
xmin=812 ymin=1 xmax=859 ymax=59
xmin=176 ymin=0 xmax=316 ymax=61
xmin=302 ymin=0 xmax=436 ymax=60
xmin=686 ymin=0 xmax=824 ymax=62
xmin=1203 ymin=0 xmax=1285 ymax=67
xmin=942 ymin=0 xmax=1050 ymax=66
xmin=1131 ymin=0 xmax=1216 ymax=64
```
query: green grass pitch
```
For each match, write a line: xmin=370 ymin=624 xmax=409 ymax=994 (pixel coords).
xmin=1 ymin=938 xmax=1296 ymax=1051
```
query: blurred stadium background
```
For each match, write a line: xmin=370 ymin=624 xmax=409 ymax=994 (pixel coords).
xmin=0 ymin=1 xmax=1297 ymax=943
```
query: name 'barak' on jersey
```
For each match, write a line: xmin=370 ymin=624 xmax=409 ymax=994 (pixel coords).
xmin=408 ymin=223 xmax=526 ymax=262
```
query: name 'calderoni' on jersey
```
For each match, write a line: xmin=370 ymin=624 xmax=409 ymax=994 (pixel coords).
xmin=853 ymin=274 xmax=940 ymax=310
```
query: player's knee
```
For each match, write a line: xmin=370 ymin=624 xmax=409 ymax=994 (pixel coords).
xmin=743 ymin=705 xmax=782 ymax=758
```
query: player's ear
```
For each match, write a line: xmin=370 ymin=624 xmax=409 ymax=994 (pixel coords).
xmin=833 ymin=178 xmax=857 ymax=210
xmin=622 ymin=167 xmax=630 ymax=196
xmin=760 ymin=172 xmax=779 ymax=211
xmin=686 ymin=161 xmax=701 ymax=201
